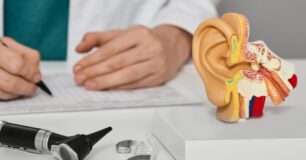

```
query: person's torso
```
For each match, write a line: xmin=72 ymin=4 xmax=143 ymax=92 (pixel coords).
xmin=1 ymin=0 xmax=168 ymax=62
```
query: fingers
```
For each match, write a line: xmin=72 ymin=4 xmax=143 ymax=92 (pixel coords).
xmin=83 ymin=61 xmax=154 ymax=90
xmin=74 ymin=29 xmax=141 ymax=73
xmin=0 ymin=37 xmax=41 ymax=82
xmin=0 ymin=45 xmax=40 ymax=82
xmin=73 ymin=25 xmax=186 ymax=91
xmin=75 ymin=47 xmax=150 ymax=85
xmin=1 ymin=37 xmax=41 ymax=65
xmin=76 ymin=30 xmax=123 ymax=53
xmin=0 ymin=90 xmax=19 ymax=101
xmin=113 ymin=75 xmax=163 ymax=90
xmin=0 ymin=37 xmax=40 ymax=100
xmin=0 ymin=68 xmax=37 ymax=96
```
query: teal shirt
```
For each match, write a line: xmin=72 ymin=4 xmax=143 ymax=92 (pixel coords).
xmin=4 ymin=0 xmax=69 ymax=61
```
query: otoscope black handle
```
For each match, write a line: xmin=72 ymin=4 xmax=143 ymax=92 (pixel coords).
xmin=0 ymin=121 xmax=67 ymax=153
xmin=0 ymin=121 xmax=39 ymax=150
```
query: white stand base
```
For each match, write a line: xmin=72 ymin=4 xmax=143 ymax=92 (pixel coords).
xmin=152 ymin=105 xmax=306 ymax=160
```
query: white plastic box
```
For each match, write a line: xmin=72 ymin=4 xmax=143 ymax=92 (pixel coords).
xmin=152 ymin=105 xmax=306 ymax=160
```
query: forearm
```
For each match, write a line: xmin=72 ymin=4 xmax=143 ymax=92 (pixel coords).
xmin=152 ymin=25 xmax=192 ymax=68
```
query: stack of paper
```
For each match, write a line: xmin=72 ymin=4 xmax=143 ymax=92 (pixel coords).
xmin=0 ymin=73 xmax=201 ymax=115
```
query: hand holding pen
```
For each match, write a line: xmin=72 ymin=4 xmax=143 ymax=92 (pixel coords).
xmin=0 ymin=37 xmax=52 ymax=100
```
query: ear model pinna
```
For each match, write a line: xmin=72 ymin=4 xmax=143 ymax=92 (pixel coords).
xmin=192 ymin=13 xmax=297 ymax=122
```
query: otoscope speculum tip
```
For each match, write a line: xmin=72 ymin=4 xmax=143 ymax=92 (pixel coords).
xmin=87 ymin=126 xmax=112 ymax=147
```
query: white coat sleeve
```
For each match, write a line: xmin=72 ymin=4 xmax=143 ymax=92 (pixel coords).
xmin=152 ymin=0 xmax=219 ymax=34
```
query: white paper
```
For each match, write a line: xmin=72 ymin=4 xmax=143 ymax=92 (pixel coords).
xmin=0 ymin=73 xmax=201 ymax=115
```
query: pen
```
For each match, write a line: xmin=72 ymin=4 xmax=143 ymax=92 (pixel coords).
xmin=0 ymin=41 xmax=53 ymax=96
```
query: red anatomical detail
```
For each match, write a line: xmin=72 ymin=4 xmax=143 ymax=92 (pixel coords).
xmin=251 ymin=96 xmax=266 ymax=118
xmin=288 ymin=74 xmax=297 ymax=89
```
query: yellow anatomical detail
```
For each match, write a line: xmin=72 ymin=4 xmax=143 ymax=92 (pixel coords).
xmin=225 ymin=72 xmax=243 ymax=121
xmin=230 ymin=35 xmax=241 ymax=64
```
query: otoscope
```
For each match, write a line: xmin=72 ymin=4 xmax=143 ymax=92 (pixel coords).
xmin=0 ymin=121 xmax=112 ymax=160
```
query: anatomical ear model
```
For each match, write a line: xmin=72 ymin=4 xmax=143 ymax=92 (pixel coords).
xmin=192 ymin=13 xmax=298 ymax=122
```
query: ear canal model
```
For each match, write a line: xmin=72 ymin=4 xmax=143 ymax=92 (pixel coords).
xmin=193 ymin=13 xmax=298 ymax=123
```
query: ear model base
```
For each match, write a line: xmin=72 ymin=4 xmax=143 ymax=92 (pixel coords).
xmin=192 ymin=13 xmax=297 ymax=123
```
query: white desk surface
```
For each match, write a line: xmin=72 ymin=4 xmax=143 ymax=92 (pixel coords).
xmin=0 ymin=59 xmax=305 ymax=160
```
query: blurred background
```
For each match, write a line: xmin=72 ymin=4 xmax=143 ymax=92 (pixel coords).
xmin=218 ymin=0 xmax=306 ymax=59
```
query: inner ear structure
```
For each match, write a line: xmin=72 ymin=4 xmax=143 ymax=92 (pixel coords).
xmin=192 ymin=13 xmax=298 ymax=123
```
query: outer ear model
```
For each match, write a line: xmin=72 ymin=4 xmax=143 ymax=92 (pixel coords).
xmin=192 ymin=13 xmax=298 ymax=123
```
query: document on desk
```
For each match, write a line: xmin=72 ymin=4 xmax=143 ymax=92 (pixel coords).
xmin=0 ymin=73 xmax=202 ymax=115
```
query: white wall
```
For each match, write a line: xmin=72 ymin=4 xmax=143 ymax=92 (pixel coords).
xmin=217 ymin=0 xmax=306 ymax=59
